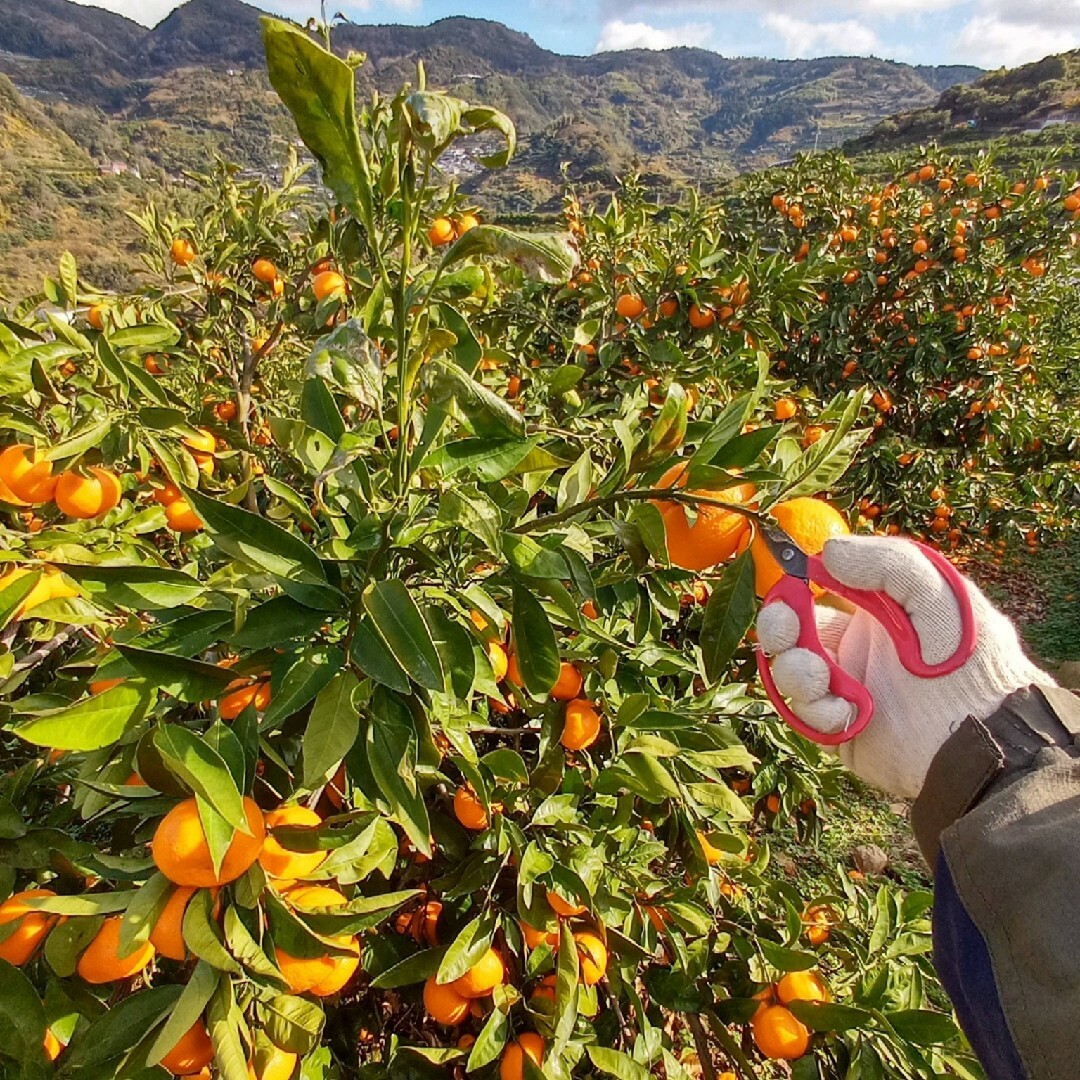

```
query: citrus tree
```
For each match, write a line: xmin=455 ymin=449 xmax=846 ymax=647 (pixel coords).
xmin=534 ymin=153 xmax=1080 ymax=553
xmin=0 ymin=17 xmax=983 ymax=1080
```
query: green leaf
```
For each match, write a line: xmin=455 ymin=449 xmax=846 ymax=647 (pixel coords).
xmin=180 ymin=486 xmax=327 ymax=585
xmin=350 ymin=618 xmax=411 ymax=693
xmin=883 ymin=1009 xmax=959 ymax=1046
xmin=0 ymin=959 xmax=47 ymax=1073
xmin=261 ymin=18 xmax=371 ymax=220
xmin=302 ymin=672 xmax=361 ymax=786
xmin=368 ymin=691 xmax=431 ymax=857
xmin=699 ymin=552 xmax=757 ymax=682
xmin=183 ymin=890 xmax=241 ymax=973
xmin=553 ymin=917 xmax=580 ymax=1054
xmin=261 ymin=646 xmax=344 ymax=730
xmin=116 ymin=644 xmax=238 ymax=702
xmin=109 ymin=324 xmax=180 ymax=350
xmin=224 ymin=906 xmax=284 ymax=981
xmin=57 ymin=564 xmax=205 ymax=610
xmin=757 ymin=939 xmax=819 ymax=972
xmin=304 ymin=321 xmax=383 ymax=408
xmin=62 ymin=986 xmax=183 ymax=1070
xmin=43 ymin=418 xmax=113 ymax=463
xmin=231 ymin=596 xmax=326 ymax=651
xmin=152 ymin=725 xmax=250 ymax=834
xmin=510 ymin=584 xmax=559 ymax=697
xmin=503 ymin=535 xmax=569 ymax=579
xmin=118 ymin=874 xmax=173 ymax=957
xmin=0 ymin=571 xmax=40 ymax=631
xmin=363 ymin=580 xmax=444 ymax=692
xmin=12 ymin=681 xmax=154 ymax=751
xmin=443 ymin=226 xmax=576 ymax=284
xmin=437 ymin=912 xmax=495 ymax=985
xmin=631 ymin=385 xmax=688 ymax=471
xmin=423 ymin=358 xmax=525 ymax=439
xmin=438 ymin=487 xmax=503 ymax=554
xmin=206 ymin=975 xmax=249 ymax=1080
xmin=467 ymin=1004 xmax=509 ymax=1071
xmin=787 ymin=1001 xmax=872 ymax=1033
xmin=370 ymin=946 xmax=446 ymax=989
xmin=300 ymin=377 xmax=346 ymax=441
xmin=262 ymin=994 xmax=325 ymax=1055
xmin=146 ymin=960 xmax=218 ymax=1067
xmin=587 ymin=1047 xmax=653 ymax=1080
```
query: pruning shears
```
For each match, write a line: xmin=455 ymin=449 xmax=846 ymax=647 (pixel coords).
xmin=755 ymin=525 xmax=978 ymax=745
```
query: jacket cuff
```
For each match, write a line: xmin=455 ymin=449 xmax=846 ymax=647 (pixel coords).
xmin=911 ymin=685 xmax=1080 ymax=865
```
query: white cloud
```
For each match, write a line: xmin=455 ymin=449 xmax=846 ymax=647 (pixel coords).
xmin=953 ymin=13 xmax=1080 ymax=66
xmin=762 ymin=13 xmax=883 ymax=57
xmin=595 ymin=18 xmax=714 ymax=51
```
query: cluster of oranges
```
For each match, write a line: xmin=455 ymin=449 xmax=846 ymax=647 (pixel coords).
xmin=750 ymin=969 xmax=831 ymax=1061
xmin=469 ymin=615 xmax=604 ymax=757
xmin=0 ymin=444 xmax=121 ymax=521
xmin=251 ymin=256 xmax=287 ymax=301
xmin=1 ymin=793 xmax=345 ymax=1075
xmin=649 ymin=459 xmax=851 ymax=597
xmin=428 ymin=213 xmax=480 ymax=247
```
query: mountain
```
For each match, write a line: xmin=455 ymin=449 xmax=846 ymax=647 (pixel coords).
xmin=848 ymin=51 xmax=1080 ymax=154
xmin=0 ymin=0 xmax=985 ymax=291
xmin=0 ymin=74 xmax=145 ymax=297
xmin=0 ymin=0 xmax=981 ymax=193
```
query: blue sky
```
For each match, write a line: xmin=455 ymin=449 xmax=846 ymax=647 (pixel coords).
xmin=73 ymin=0 xmax=1080 ymax=69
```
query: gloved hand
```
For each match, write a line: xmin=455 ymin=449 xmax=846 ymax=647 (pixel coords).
xmin=756 ymin=535 xmax=1052 ymax=797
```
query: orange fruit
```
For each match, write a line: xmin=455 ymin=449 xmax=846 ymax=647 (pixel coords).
xmin=774 ymin=397 xmax=798 ymax=421
xmin=77 ymin=916 xmax=155 ymax=983
xmin=215 ymin=400 xmax=238 ymax=423
xmin=252 ymin=258 xmax=278 ymax=284
xmin=561 ymin=699 xmax=601 ymax=751
xmin=424 ymin=976 xmax=471 ymax=1024
xmin=0 ymin=889 xmax=59 ymax=965
xmin=87 ymin=303 xmax=107 ymax=330
xmin=801 ymin=425 xmax=825 ymax=447
xmin=248 ymin=1046 xmax=298 ymax=1080
xmin=260 ymin=805 xmax=326 ymax=880
xmin=152 ymin=796 xmax=265 ymax=887
xmin=312 ymin=270 xmax=347 ymax=301
xmin=776 ymin=969 xmax=830 ymax=1005
xmin=429 ymin=218 xmax=456 ymax=246
xmin=44 ymin=1029 xmax=64 ymax=1061
xmin=500 ymin=1033 xmax=545 ymax=1080
xmin=750 ymin=498 xmax=850 ymax=597
xmin=153 ymin=482 xmax=182 ymax=506
xmin=159 ymin=1021 xmax=214 ymax=1075
xmin=170 ymin=238 xmax=196 ymax=266
xmin=219 ymin=680 xmax=271 ymax=720
xmin=696 ymin=830 xmax=723 ymax=866
xmin=520 ymin=920 xmax=559 ymax=949
xmin=615 ymin=294 xmax=646 ymax=319
xmin=550 ymin=662 xmax=583 ymax=701
xmin=687 ymin=304 xmax=715 ymax=330
xmin=0 ymin=566 xmax=78 ymax=619
xmin=652 ymin=462 xmax=755 ymax=571
xmin=751 ymin=1005 xmax=810 ymax=1060
xmin=0 ymin=444 xmax=57 ymax=504
xmin=573 ymin=931 xmax=607 ymax=985
xmin=581 ymin=599 xmax=599 ymax=620
xmin=545 ymin=888 xmax=586 ymax=917
xmin=454 ymin=786 xmax=488 ymax=830
xmin=150 ymin=885 xmax=196 ymax=961
xmin=487 ymin=641 xmax=509 ymax=682
xmin=456 ymin=213 xmax=480 ymax=234
xmin=55 ymin=467 xmax=122 ymax=519
xmin=658 ymin=297 xmax=679 ymax=318
xmin=276 ymin=885 xmax=360 ymax=996
xmin=453 ymin=947 xmax=505 ymax=998
xmin=183 ymin=429 xmax=216 ymax=455
xmin=164 ymin=499 xmax=203 ymax=533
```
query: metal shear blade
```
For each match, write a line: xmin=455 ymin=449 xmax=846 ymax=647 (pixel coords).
xmin=761 ymin=525 xmax=809 ymax=581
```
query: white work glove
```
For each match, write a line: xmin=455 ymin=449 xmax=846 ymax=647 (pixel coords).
xmin=756 ymin=535 xmax=1052 ymax=798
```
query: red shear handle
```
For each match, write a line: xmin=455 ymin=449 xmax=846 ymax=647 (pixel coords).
xmin=756 ymin=574 xmax=874 ymax=746
xmin=806 ymin=540 xmax=977 ymax=678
